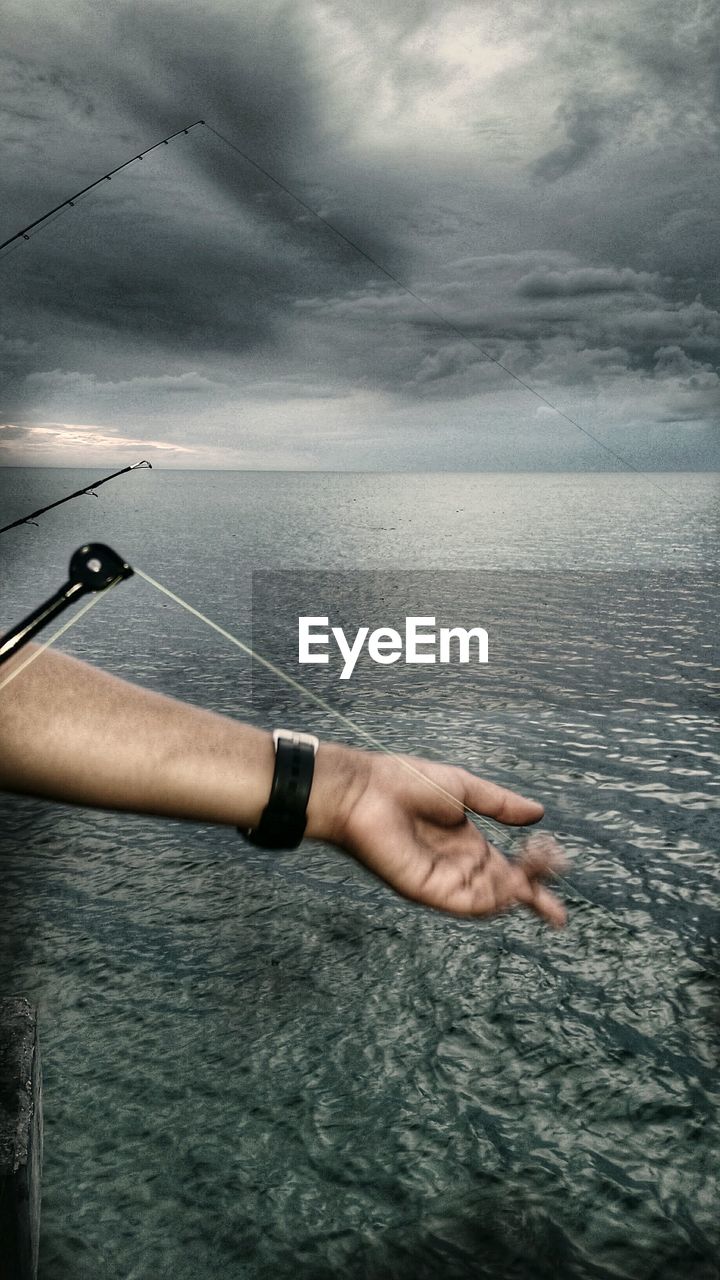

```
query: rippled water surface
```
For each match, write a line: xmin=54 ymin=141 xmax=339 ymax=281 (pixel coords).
xmin=0 ymin=470 xmax=718 ymax=1279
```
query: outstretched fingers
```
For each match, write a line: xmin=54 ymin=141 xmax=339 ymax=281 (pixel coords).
xmin=455 ymin=833 xmax=567 ymax=927
xmin=408 ymin=829 xmax=567 ymax=927
xmin=512 ymin=873 xmax=568 ymax=928
xmin=494 ymin=840 xmax=568 ymax=928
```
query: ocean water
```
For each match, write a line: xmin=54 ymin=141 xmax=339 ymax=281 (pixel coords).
xmin=0 ymin=469 xmax=718 ymax=1280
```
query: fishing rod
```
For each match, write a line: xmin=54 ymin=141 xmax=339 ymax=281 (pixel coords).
xmin=0 ymin=122 xmax=204 ymax=256
xmin=0 ymin=459 xmax=152 ymax=534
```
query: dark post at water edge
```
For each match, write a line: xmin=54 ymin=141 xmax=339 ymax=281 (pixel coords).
xmin=0 ymin=1000 xmax=42 ymax=1280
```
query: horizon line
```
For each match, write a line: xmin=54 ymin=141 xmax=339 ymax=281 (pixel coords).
xmin=1 ymin=464 xmax=718 ymax=475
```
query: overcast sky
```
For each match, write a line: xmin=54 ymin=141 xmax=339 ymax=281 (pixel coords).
xmin=1 ymin=0 xmax=718 ymax=470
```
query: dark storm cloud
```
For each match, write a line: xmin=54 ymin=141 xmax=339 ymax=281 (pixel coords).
xmin=532 ymin=92 xmax=638 ymax=182
xmin=0 ymin=0 xmax=718 ymax=467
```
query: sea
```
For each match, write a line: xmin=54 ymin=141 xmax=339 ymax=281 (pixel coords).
xmin=0 ymin=468 xmax=718 ymax=1280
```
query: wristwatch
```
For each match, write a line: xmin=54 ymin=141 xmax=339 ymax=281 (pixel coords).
xmin=239 ymin=729 xmax=320 ymax=850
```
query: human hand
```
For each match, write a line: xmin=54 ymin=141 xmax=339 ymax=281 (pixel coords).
xmin=308 ymin=747 xmax=567 ymax=927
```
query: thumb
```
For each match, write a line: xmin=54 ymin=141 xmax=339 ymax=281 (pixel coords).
xmin=460 ymin=772 xmax=545 ymax=827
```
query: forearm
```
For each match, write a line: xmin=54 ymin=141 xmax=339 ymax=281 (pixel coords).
xmin=0 ymin=644 xmax=360 ymax=837
xmin=0 ymin=644 xmax=567 ymax=924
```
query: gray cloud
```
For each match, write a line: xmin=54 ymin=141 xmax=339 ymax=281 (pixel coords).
xmin=516 ymin=268 xmax=661 ymax=298
xmin=533 ymin=93 xmax=636 ymax=182
xmin=0 ymin=0 xmax=717 ymax=469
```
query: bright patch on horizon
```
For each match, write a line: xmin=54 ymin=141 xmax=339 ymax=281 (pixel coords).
xmin=0 ymin=421 xmax=197 ymax=459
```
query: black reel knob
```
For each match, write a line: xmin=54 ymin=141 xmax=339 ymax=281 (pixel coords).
xmin=69 ymin=543 xmax=134 ymax=591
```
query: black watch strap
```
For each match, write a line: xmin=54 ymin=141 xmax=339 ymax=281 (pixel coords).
xmin=239 ymin=730 xmax=319 ymax=850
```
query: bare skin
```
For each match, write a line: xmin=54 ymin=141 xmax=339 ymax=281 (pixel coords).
xmin=0 ymin=643 xmax=567 ymax=928
xmin=325 ymin=754 xmax=567 ymax=926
